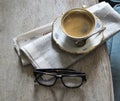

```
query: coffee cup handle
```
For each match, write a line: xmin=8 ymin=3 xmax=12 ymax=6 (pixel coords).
xmin=82 ymin=5 xmax=87 ymax=9
xmin=61 ymin=5 xmax=87 ymax=15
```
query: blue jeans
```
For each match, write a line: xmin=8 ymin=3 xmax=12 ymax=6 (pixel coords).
xmin=106 ymin=4 xmax=120 ymax=101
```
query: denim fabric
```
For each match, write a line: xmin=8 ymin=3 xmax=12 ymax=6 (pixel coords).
xmin=106 ymin=4 xmax=120 ymax=101
xmin=114 ymin=4 xmax=120 ymax=13
xmin=111 ymin=0 xmax=120 ymax=3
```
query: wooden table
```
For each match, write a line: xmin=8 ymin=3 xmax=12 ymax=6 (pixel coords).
xmin=0 ymin=0 xmax=114 ymax=101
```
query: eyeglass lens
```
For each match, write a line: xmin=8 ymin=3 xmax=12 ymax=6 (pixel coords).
xmin=37 ymin=74 xmax=56 ymax=86
xmin=62 ymin=76 xmax=83 ymax=88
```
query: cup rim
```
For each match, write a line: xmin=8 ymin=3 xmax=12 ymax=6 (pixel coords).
xmin=61 ymin=8 xmax=95 ymax=39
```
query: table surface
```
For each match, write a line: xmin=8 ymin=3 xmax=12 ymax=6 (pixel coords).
xmin=0 ymin=0 xmax=114 ymax=101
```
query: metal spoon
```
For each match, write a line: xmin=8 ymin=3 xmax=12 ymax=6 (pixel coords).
xmin=75 ymin=27 xmax=106 ymax=47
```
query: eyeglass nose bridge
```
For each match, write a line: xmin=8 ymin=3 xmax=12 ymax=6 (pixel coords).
xmin=56 ymin=74 xmax=62 ymax=78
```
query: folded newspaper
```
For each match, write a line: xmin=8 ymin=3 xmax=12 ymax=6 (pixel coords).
xmin=13 ymin=2 xmax=120 ymax=69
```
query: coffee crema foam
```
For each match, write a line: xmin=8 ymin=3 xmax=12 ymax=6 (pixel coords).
xmin=63 ymin=12 xmax=93 ymax=38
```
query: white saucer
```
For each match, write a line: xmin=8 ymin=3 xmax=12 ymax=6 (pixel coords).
xmin=52 ymin=16 xmax=104 ymax=54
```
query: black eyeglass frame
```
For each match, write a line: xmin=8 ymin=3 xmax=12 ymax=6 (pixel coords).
xmin=33 ymin=68 xmax=87 ymax=88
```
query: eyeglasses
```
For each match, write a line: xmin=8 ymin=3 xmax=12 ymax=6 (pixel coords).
xmin=33 ymin=68 xmax=86 ymax=88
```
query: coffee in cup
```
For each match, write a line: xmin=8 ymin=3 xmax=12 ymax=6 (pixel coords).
xmin=61 ymin=8 xmax=96 ymax=46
